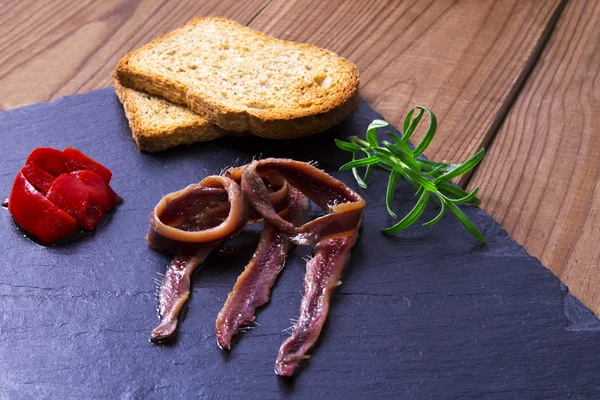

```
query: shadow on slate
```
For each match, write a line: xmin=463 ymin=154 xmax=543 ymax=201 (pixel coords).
xmin=0 ymin=88 xmax=599 ymax=399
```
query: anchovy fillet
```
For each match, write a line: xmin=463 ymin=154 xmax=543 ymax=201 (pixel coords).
xmin=216 ymin=187 xmax=310 ymax=349
xmin=147 ymin=159 xmax=365 ymax=376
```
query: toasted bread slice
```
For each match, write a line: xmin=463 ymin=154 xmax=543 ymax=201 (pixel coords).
xmin=115 ymin=17 xmax=360 ymax=139
xmin=113 ymin=77 xmax=225 ymax=152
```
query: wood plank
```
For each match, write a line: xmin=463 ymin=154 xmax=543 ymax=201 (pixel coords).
xmin=249 ymin=0 xmax=564 ymax=165
xmin=0 ymin=0 xmax=268 ymax=110
xmin=468 ymin=0 xmax=600 ymax=314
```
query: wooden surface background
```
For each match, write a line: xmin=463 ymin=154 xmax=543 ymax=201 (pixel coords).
xmin=2 ymin=0 xmax=599 ymax=315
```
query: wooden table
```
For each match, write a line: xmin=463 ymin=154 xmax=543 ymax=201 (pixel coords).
xmin=2 ymin=0 xmax=599 ymax=315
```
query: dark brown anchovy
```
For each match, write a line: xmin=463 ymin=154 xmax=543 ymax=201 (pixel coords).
xmin=147 ymin=176 xmax=247 ymax=254
xmin=274 ymin=226 xmax=360 ymax=376
xmin=150 ymin=245 xmax=217 ymax=342
xmin=242 ymin=159 xmax=365 ymax=244
xmin=147 ymin=159 xmax=365 ymax=376
xmin=240 ymin=159 xmax=365 ymax=376
xmin=148 ymin=176 xmax=247 ymax=342
xmin=215 ymin=186 xmax=311 ymax=349
xmin=148 ymin=173 xmax=292 ymax=343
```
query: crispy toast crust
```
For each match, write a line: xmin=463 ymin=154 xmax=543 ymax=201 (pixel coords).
xmin=113 ymin=76 xmax=225 ymax=152
xmin=115 ymin=17 xmax=360 ymax=139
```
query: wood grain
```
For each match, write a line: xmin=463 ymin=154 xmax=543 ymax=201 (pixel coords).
xmin=0 ymin=0 xmax=268 ymax=110
xmin=249 ymin=0 xmax=564 ymax=167
xmin=468 ymin=0 xmax=600 ymax=314
xmin=3 ymin=0 xmax=599 ymax=314
xmin=1 ymin=0 xmax=563 ymax=165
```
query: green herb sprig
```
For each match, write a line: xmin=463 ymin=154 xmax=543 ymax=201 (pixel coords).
xmin=335 ymin=106 xmax=486 ymax=242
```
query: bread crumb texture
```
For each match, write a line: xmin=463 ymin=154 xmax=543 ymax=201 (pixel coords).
xmin=117 ymin=17 xmax=359 ymax=138
xmin=113 ymin=78 xmax=224 ymax=152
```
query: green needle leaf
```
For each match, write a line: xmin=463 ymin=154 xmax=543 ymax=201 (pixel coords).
xmin=348 ymin=136 xmax=371 ymax=148
xmin=445 ymin=201 xmax=485 ymax=243
xmin=423 ymin=164 xmax=444 ymax=177
xmin=418 ymin=159 xmax=460 ymax=174
xmin=339 ymin=156 xmax=381 ymax=171
xmin=423 ymin=199 xmax=446 ymax=226
xmin=437 ymin=182 xmax=480 ymax=206
xmin=366 ymin=120 xmax=388 ymax=148
xmin=369 ymin=119 xmax=390 ymax=130
xmin=336 ymin=106 xmax=486 ymax=242
xmin=382 ymin=136 xmax=414 ymax=158
xmin=394 ymin=139 xmax=414 ymax=155
xmin=385 ymin=170 xmax=401 ymax=219
xmin=401 ymin=167 xmax=437 ymax=192
xmin=434 ymin=148 xmax=485 ymax=183
xmin=363 ymin=164 xmax=373 ymax=185
xmin=382 ymin=190 xmax=430 ymax=234
xmin=402 ymin=108 xmax=425 ymax=143
xmin=413 ymin=106 xmax=438 ymax=156
xmin=385 ymin=130 xmax=404 ymax=144
xmin=380 ymin=143 xmax=420 ymax=171
xmin=445 ymin=187 xmax=479 ymax=204
xmin=350 ymin=153 xmax=368 ymax=189
xmin=403 ymin=109 xmax=415 ymax=134
xmin=366 ymin=130 xmax=378 ymax=148
xmin=335 ymin=139 xmax=361 ymax=152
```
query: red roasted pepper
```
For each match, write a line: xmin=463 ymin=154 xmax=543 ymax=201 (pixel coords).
xmin=62 ymin=147 xmax=112 ymax=184
xmin=46 ymin=171 xmax=117 ymax=231
xmin=6 ymin=147 xmax=119 ymax=245
xmin=8 ymin=169 xmax=78 ymax=245
xmin=26 ymin=148 xmax=68 ymax=177
xmin=21 ymin=163 xmax=56 ymax=195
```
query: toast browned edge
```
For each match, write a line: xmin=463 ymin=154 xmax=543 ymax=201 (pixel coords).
xmin=113 ymin=75 xmax=226 ymax=152
xmin=115 ymin=17 xmax=360 ymax=139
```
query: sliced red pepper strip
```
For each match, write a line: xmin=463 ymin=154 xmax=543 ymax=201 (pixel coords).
xmin=26 ymin=148 xmax=68 ymax=177
xmin=8 ymin=168 xmax=78 ymax=245
xmin=21 ymin=163 xmax=56 ymax=195
xmin=47 ymin=170 xmax=117 ymax=231
xmin=7 ymin=147 xmax=119 ymax=245
xmin=70 ymin=170 xmax=117 ymax=210
xmin=62 ymin=147 xmax=112 ymax=184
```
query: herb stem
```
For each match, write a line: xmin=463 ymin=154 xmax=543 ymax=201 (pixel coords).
xmin=335 ymin=107 xmax=486 ymax=242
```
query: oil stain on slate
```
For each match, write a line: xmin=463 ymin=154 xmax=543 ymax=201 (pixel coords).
xmin=0 ymin=89 xmax=599 ymax=399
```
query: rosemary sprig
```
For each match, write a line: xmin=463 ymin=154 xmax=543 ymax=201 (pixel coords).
xmin=335 ymin=106 xmax=486 ymax=242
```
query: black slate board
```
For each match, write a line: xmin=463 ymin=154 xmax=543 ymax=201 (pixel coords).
xmin=1 ymin=88 xmax=599 ymax=399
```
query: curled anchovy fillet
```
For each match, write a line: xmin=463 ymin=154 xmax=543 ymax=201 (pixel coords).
xmin=239 ymin=159 xmax=365 ymax=376
xmin=148 ymin=174 xmax=291 ymax=342
xmin=148 ymin=158 xmax=364 ymax=377
xmin=241 ymin=159 xmax=365 ymax=244
xmin=215 ymin=186 xmax=311 ymax=349
xmin=147 ymin=176 xmax=247 ymax=253
xmin=148 ymin=176 xmax=247 ymax=342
